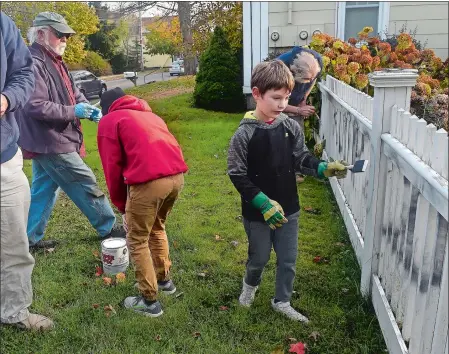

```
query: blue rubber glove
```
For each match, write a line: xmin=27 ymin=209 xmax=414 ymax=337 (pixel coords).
xmin=90 ymin=107 xmax=102 ymax=123
xmin=74 ymin=103 xmax=95 ymax=119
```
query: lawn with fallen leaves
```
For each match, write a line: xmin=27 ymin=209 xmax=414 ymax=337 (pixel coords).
xmin=1 ymin=77 xmax=386 ymax=353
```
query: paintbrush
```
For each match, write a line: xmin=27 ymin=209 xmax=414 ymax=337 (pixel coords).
xmin=328 ymin=157 xmax=369 ymax=173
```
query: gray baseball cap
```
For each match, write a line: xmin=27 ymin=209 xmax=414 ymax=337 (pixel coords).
xmin=33 ymin=12 xmax=75 ymax=34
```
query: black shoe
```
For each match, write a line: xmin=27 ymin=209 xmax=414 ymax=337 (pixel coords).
xmin=103 ymin=224 xmax=126 ymax=240
xmin=29 ymin=240 xmax=57 ymax=251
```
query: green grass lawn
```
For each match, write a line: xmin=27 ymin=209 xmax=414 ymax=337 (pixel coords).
xmin=1 ymin=79 xmax=386 ymax=354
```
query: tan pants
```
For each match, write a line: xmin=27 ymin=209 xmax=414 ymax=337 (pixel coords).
xmin=1 ymin=149 xmax=34 ymax=323
xmin=126 ymin=173 xmax=184 ymax=301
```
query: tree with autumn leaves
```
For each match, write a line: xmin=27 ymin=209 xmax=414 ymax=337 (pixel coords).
xmin=308 ymin=27 xmax=448 ymax=130
xmin=2 ymin=2 xmax=99 ymax=65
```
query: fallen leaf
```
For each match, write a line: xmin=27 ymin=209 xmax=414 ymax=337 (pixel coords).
xmin=342 ymin=288 xmax=349 ymax=293
xmin=103 ymin=277 xmax=112 ymax=286
xmin=175 ymin=292 xmax=184 ymax=298
xmin=235 ymin=215 xmax=242 ymax=221
xmin=197 ymin=272 xmax=207 ymax=278
xmin=192 ymin=331 xmax=201 ymax=338
xmin=104 ymin=304 xmax=116 ymax=317
xmin=95 ymin=266 xmax=103 ymax=277
xmin=45 ymin=247 xmax=55 ymax=253
xmin=116 ymin=272 xmax=126 ymax=282
xmin=172 ymin=240 xmax=179 ymax=249
xmin=287 ymin=337 xmax=297 ymax=342
xmin=303 ymin=206 xmax=321 ymax=215
xmin=289 ymin=342 xmax=306 ymax=354
xmin=313 ymin=256 xmax=322 ymax=263
xmin=219 ymin=306 xmax=229 ymax=311
xmin=309 ymin=331 xmax=320 ymax=342
xmin=230 ymin=241 xmax=239 ymax=247
xmin=271 ymin=345 xmax=284 ymax=354
xmin=214 ymin=154 xmax=219 ymax=158
xmin=215 ymin=234 xmax=221 ymax=241
xmin=334 ymin=242 xmax=346 ymax=247
xmin=92 ymin=249 xmax=100 ymax=258
xmin=155 ymin=335 xmax=161 ymax=341
xmin=92 ymin=303 xmax=100 ymax=309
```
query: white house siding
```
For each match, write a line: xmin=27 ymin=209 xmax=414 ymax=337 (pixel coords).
xmin=268 ymin=2 xmax=336 ymax=50
xmin=388 ymin=1 xmax=448 ymax=59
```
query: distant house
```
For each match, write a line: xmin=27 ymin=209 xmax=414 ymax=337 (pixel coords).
xmin=243 ymin=1 xmax=449 ymax=94
xmin=141 ymin=16 xmax=176 ymax=69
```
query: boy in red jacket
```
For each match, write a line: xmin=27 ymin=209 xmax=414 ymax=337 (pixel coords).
xmin=98 ymin=87 xmax=188 ymax=317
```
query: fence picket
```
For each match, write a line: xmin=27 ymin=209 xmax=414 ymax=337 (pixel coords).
xmin=430 ymin=129 xmax=448 ymax=178
xmin=414 ymin=119 xmax=428 ymax=160
xmin=423 ymin=124 xmax=437 ymax=165
xmin=407 ymin=115 xmax=419 ymax=154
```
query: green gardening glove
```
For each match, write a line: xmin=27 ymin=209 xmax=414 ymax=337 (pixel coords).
xmin=251 ymin=192 xmax=288 ymax=230
xmin=317 ymin=160 xmax=349 ymax=179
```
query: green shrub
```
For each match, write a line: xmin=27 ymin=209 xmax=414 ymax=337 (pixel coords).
xmin=81 ymin=51 xmax=112 ymax=76
xmin=193 ymin=26 xmax=245 ymax=112
xmin=110 ymin=52 xmax=128 ymax=74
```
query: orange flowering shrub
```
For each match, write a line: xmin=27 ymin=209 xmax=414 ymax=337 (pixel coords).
xmin=307 ymin=27 xmax=448 ymax=129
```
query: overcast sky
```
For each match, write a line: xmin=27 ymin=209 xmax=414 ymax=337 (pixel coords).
xmin=103 ymin=1 xmax=166 ymax=17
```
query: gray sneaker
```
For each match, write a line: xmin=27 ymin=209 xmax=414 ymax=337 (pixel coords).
xmin=271 ymin=299 xmax=309 ymax=323
xmin=238 ymin=279 xmax=258 ymax=307
xmin=158 ymin=280 xmax=176 ymax=295
xmin=123 ymin=296 xmax=163 ymax=317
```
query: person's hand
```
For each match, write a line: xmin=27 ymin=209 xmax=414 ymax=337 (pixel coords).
xmin=296 ymin=105 xmax=315 ymax=117
xmin=90 ymin=107 xmax=102 ymax=123
xmin=318 ymin=160 xmax=349 ymax=179
xmin=251 ymin=192 xmax=288 ymax=230
xmin=121 ymin=214 xmax=128 ymax=233
xmin=1 ymin=94 xmax=9 ymax=117
xmin=74 ymin=103 xmax=95 ymax=119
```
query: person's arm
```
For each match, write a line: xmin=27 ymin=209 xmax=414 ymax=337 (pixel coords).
xmin=227 ymin=128 xmax=261 ymax=202
xmin=1 ymin=13 xmax=35 ymax=116
xmin=97 ymin=123 xmax=127 ymax=214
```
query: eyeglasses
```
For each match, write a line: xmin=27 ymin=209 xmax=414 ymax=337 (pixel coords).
xmin=51 ymin=28 xmax=72 ymax=39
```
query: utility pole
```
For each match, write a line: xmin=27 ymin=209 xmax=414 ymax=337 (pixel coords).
xmin=138 ymin=2 xmax=144 ymax=71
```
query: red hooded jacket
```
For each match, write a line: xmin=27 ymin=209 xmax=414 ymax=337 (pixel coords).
xmin=97 ymin=95 xmax=188 ymax=213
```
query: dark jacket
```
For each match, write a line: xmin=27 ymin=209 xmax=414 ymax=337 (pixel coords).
xmin=277 ymin=46 xmax=323 ymax=106
xmin=0 ymin=12 xmax=35 ymax=163
xmin=227 ymin=112 xmax=321 ymax=222
xmin=16 ymin=42 xmax=88 ymax=155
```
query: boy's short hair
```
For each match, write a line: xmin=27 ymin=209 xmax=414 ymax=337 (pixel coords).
xmin=251 ymin=60 xmax=295 ymax=95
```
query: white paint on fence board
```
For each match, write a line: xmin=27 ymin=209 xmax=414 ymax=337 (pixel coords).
xmin=372 ymin=275 xmax=409 ymax=354
xmin=381 ymin=135 xmax=448 ymax=219
xmin=431 ymin=129 xmax=448 ymax=178
xmin=408 ymin=205 xmax=437 ymax=353
xmin=401 ymin=111 xmax=411 ymax=147
xmin=407 ymin=115 xmax=419 ymax=154
xmin=414 ymin=119 xmax=428 ymax=160
xmin=423 ymin=124 xmax=437 ymax=166
xmin=420 ymin=214 xmax=448 ymax=353
xmin=391 ymin=105 xmax=399 ymax=138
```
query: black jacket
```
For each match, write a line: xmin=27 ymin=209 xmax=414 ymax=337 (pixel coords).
xmin=227 ymin=112 xmax=321 ymax=222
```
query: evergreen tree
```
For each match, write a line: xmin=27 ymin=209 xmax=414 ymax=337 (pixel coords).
xmin=193 ymin=26 xmax=244 ymax=112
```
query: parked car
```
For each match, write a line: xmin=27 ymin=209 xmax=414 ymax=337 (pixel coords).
xmin=169 ymin=60 xmax=184 ymax=76
xmin=70 ymin=70 xmax=107 ymax=98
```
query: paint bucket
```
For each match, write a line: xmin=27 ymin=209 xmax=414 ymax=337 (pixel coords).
xmin=101 ymin=238 xmax=129 ymax=275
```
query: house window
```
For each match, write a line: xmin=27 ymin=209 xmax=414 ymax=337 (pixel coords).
xmin=344 ymin=1 xmax=379 ymax=40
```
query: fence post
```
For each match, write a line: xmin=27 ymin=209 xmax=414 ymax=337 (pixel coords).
xmin=360 ymin=69 xmax=418 ymax=297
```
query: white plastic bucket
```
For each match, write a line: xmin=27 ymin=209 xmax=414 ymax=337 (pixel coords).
xmin=101 ymin=238 xmax=129 ymax=275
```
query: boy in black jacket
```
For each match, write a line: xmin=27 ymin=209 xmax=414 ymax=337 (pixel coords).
xmin=227 ymin=60 xmax=348 ymax=322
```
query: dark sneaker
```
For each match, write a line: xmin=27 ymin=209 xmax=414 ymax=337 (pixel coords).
xmin=123 ymin=296 xmax=163 ymax=317
xmin=158 ymin=280 xmax=176 ymax=295
xmin=103 ymin=224 xmax=126 ymax=240
xmin=29 ymin=240 xmax=57 ymax=251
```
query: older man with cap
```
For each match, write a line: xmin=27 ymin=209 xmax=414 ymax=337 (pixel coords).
xmin=16 ymin=12 xmax=125 ymax=250
xmin=277 ymin=46 xmax=323 ymax=183
xmin=1 ymin=11 xmax=54 ymax=331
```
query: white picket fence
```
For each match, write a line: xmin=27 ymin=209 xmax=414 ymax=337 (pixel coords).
xmin=319 ymin=70 xmax=448 ymax=354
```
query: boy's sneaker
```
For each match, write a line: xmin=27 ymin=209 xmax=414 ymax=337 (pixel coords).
xmin=238 ymin=279 xmax=258 ymax=307
xmin=158 ymin=280 xmax=176 ymax=295
xmin=123 ymin=296 xmax=163 ymax=317
xmin=103 ymin=224 xmax=126 ymax=240
xmin=10 ymin=313 xmax=54 ymax=331
xmin=271 ymin=299 xmax=310 ymax=323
